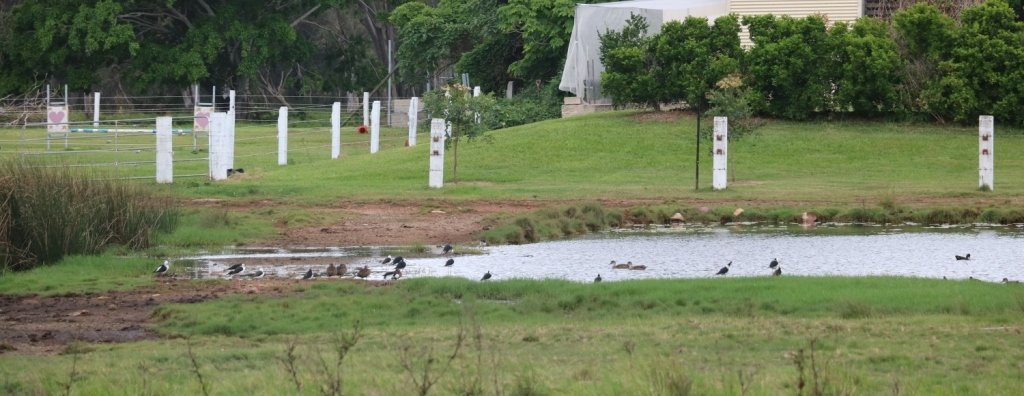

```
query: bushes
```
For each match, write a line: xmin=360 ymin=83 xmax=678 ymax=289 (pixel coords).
xmin=599 ymin=1 xmax=1024 ymax=126
xmin=0 ymin=160 xmax=177 ymax=272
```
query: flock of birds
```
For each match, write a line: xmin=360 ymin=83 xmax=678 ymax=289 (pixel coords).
xmin=153 ymin=248 xmax=1021 ymax=284
xmin=155 ymin=243 xmax=500 ymax=282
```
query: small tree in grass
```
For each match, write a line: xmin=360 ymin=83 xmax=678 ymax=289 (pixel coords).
xmin=422 ymin=84 xmax=497 ymax=183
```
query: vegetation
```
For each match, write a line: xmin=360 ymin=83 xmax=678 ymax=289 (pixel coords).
xmin=0 ymin=160 xmax=177 ymax=272
xmin=600 ymin=1 xmax=1024 ymax=126
xmin=3 ymin=277 xmax=1023 ymax=394
xmin=0 ymin=255 xmax=161 ymax=295
xmin=422 ymin=84 xmax=498 ymax=182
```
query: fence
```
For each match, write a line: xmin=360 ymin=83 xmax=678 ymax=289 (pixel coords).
xmin=0 ymin=92 xmax=432 ymax=183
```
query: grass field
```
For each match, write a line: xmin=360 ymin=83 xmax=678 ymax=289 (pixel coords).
xmin=2 ymin=276 xmax=1023 ymax=395
xmin=3 ymin=112 xmax=1024 ymax=395
xmin=5 ymin=111 xmax=1021 ymax=204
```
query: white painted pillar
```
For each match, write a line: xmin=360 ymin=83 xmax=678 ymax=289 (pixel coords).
xmin=370 ymin=101 xmax=381 ymax=153
xmin=92 ymin=92 xmax=100 ymax=128
xmin=979 ymin=115 xmax=994 ymax=190
xmin=473 ymin=86 xmax=481 ymax=97
xmin=712 ymin=116 xmax=728 ymax=191
xmin=331 ymin=102 xmax=341 ymax=159
xmin=278 ymin=107 xmax=288 ymax=165
xmin=362 ymin=92 xmax=370 ymax=126
xmin=155 ymin=116 xmax=173 ymax=184
xmin=225 ymin=90 xmax=236 ymax=170
xmin=407 ymin=97 xmax=419 ymax=146
xmin=209 ymin=112 xmax=228 ymax=181
xmin=506 ymin=81 xmax=514 ymax=99
xmin=429 ymin=118 xmax=446 ymax=188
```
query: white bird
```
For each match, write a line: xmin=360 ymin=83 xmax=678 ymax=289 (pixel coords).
xmin=154 ymin=260 xmax=170 ymax=275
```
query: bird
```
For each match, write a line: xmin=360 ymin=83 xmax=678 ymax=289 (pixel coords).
xmin=394 ymin=259 xmax=407 ymax=271
xmin=629 ymin=264 xmax=647 ymax=270
xmin=442 ymin=243 xmax=454 ymax=255
xmin=444 ymin=258 xmax=454 ymax=267
xmin=357 ymin=266 xmax=371 ymax=278
xmin=301 ymin=269 xmax=313 ymax=280
xmin=225 ymin=263 xmax=243 ymax=272
xmin=326 ymin=264 xmax=337 ymax=277
xmin=154 ymin=260 xmax=170 ymax=275
xmin=335 ymin=263 xmax=347 ymax=277
xmin=227 ymin=264 xmax=245 ymax=276
xmin=773 ymin=266 xmax=782 ymax=277
xmin=594 ymin=274 xmax=602 ymax=283
xmin=381 ymin=255 xmax=393 ymax=265
xmin=769 ymin=258 xmax=779 ymax=269
xmin=383 ymin=269 xmax=402 ymax=280
xmin=715 ymin=261 xmax=731 ymax=276
xmin=242 ymin=269 xmax=265 ymax=279
xmin=481 ymin=271 xmax=492 ymax=281
xmin=611 ymin=260 xmax=630 ymax=269
xmin=1003 ymin=278 xmax=1021 ymax=284
xmin=955 ymin=254 xmax=971 ymax=260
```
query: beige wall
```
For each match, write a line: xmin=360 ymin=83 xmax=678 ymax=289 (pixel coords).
xmin=729 ymin=0 xmax=865 ymax=46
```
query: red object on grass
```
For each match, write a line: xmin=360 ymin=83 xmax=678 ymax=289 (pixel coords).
xmin=357 ymin=124 xmax=368 ymax=134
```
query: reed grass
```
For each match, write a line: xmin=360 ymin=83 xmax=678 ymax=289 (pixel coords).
xmin=0 ymin=159 xmax=177 ymax=272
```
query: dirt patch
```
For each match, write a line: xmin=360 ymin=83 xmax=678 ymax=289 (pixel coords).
xmin=0 ymin=278 xmax=305 ymax=355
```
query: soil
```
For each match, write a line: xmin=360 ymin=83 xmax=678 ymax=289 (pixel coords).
xmin=0 ymin=278 xmax=304 ymax=355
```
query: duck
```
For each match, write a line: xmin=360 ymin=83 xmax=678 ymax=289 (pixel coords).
xmin=611 ymin=260 xmax=630 ymax=269
xmin=772 ymin=266 xmax=782 ymax=277
xmin=326 ymin=264 xmax=337 ymax=277
xmin=381 ymin=255 xmax=393 ymax=265
xmin=629 ymin=263 xmax=647 ymax=270
xmin=357 ymin=266 xmax=371 ymax=278
xmin=335 ymin=263 xmax=347 ymax=277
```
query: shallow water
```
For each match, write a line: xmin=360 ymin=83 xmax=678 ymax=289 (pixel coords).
xmin=187 ymin=225 xmax=1024 ymax=283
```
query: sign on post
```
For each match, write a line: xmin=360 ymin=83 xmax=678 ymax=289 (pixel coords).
xmin=979 ymin=115 xmax=994 ymax=190
xmin=712 ymin=117 xmax=728 ymax=191
xmin=429 ymin=118 xmax=446 ymax=188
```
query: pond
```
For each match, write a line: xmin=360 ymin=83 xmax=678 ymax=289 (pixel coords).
xmin=185 ymin=224 xmax=1024 ymax=283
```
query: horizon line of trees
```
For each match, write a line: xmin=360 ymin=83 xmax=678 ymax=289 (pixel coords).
xmin=600 ymin=0 xmax=1024 ymax=126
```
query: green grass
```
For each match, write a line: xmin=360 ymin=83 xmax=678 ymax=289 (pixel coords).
xmin=153 ymin=277 xmax=1024 ymax=337
xmin=3 ymin=277 xmax=1023 ymax=394
xmin=0 ymin=255 xmax=160 ymax=295
xmin=7 ymin=111 xmax=1022 ymax=204
xmin=154 ymin=209 xmax=277 ymax=249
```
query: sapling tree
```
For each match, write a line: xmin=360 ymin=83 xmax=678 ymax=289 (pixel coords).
xmin=422 ymin=84 xmax=497 ymax=183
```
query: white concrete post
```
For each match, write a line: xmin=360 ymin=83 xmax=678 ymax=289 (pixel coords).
xmin=155 ymin=116 xmax=173 ymax=184
xmin=331 ymin=102 xmax=341 ymax=159
xmin=473 ymin=86 xmax=481 ymax=124
xmin=407 ymin=97 xmax=419 ymax=146
xmin=370 ymin=101 xmax=381 ymax=153
xmin=712 ymin=116 xmax=728 ymax=191
xmin=278 ymin=107 xmax=288 ymax=165
xmin=429 ymin=118 xmax=446 ymax=188
xmin=362 ymin=92 xmax=370 ymax=126
xmin=225 ymin=90 xmax=236 ymax=170
xmin=92 ymin=92 xmax=100 ymax=128
xmin=208 ymin=112 xmax=228 ymax=181
xmin=979 ymin=115 xmax=994 ymax=190
xmin=506 ymin=81 xmax=514 ymax=99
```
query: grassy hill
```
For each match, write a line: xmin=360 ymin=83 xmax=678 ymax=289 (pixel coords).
xmin=167 ymin=111 xmax=1024 ymax=204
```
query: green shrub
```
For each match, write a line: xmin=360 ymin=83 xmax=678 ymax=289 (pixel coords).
xmin=0 ymin=160 xmax=177 ymax=272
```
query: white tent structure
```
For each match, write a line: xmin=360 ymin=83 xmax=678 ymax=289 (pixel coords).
xmin=558 ymin=0 xmax=729 ymax=104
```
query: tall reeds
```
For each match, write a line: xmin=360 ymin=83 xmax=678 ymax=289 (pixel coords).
xmin=0 ymin=159 xmax=177 ymax=272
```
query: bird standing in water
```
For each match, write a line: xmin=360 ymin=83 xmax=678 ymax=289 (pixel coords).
xmin=357 ymin=266 xmax=371 ymax=279
xmin=769 ymin=258 xmax=779 ymax=269
xmin=955 ymin=254 xmax=971 ymax=260
xmin=716 ymin=261 xmax=731 ymax=276
xmin=301 ymin=269 xmax=313 ymax=280
xmin=773 ymin=266 xmax=782 ymax=277
xmin=594 ymin=274 xmax=602 ymax=283
xmin=481 ymin=271 xmax=492 ymax=281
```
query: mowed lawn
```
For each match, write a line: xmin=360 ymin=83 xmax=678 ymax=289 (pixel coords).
xmin=172 ymin=112 xmax=1024 ymax=203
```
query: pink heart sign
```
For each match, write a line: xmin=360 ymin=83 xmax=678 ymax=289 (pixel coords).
xmin=48 ymin=111 xmax=65 ymax=123
xmin=195 ymin=113 xmax=209 ymax=127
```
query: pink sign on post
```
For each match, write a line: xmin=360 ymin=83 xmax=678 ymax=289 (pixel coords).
xmin=194 ymin=105 xmax=213 ymax=133
xmin=46 ymin=105 xmax=69 ymax=133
